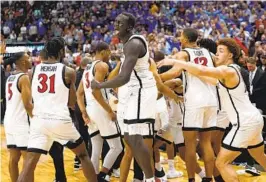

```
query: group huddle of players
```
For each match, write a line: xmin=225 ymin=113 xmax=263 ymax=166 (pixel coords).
xmin=3 ymin=12 xmax=266 ymax=182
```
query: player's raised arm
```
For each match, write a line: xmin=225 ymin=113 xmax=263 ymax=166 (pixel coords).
xmin=19 ymin=74 xmax=33 ymax=118
xmin=150 ymin=59 xmax=182 ymax=103
xmin=159 ymin=51 xmax=188 ymax=81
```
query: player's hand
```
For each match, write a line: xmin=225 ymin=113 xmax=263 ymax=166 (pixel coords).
xmin=91 ymin=79 xmax=100 ymax=89
xmin=82 ymin=112 xmax=91 ymax=125
xmin=108 ymin=111 xmax=117 ymax=122
xmin=174 ymin=96 xmax=184 ymax=103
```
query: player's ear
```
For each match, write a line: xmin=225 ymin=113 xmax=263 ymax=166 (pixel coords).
xmin=228 ymin=52 xmax=233 ymax=59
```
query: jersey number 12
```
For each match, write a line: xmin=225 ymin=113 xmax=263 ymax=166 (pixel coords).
xmin=194 ymin=57 xmax=208 ymax=66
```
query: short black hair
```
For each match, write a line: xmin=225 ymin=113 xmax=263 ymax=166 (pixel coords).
xmin=121 ymin=12 xmax=136 ymax=29
xmin=39 ymin=49 xmax=48 ymax=60
xmin=54 ymin=36 xmax=66 ymax=47
xmin=154 ymin=51 xmax=165 ymax=62
xmin=95 ymin=41 xmax=109 ymax=53
xmin=197 ymin=38 xmax=217 ymax=54
xmin=45 ymin=37 xmax=65 ymax=59
xmin=183 ymin=28 xmax=198 ymax=43
xmin=8 ymin=52 xmax=25 ymax=64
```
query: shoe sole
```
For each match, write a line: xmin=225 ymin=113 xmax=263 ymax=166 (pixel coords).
xmin=245 ymin=169 xmax=261 ymax=176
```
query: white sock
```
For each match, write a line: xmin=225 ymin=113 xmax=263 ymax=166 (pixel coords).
xmin=198 ymin=169 xmax=206 ymax=178
xmin=168 ymin=159 xmax=175 ymax=170
xmin=146 ymin=177 xmax=155 ymax=182
xmin=155 ymin=162 xmax=162 ymax=171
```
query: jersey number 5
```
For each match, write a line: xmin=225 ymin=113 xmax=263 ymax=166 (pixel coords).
xmin=38 ymin=74 xmax=55 ymax=93
xmin=7 ymin=83 xmax=13 ymax=100
xmin=194 ymin=57 xmax=208 ymax=66
xmin=85 ymin=72 xmax=90 ymax=88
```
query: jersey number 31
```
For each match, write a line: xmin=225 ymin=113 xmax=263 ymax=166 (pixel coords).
xmin=38 ymin=74 xmax=55 ymax=93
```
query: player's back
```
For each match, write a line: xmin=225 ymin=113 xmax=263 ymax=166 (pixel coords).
xmin=4 ymin=73 xmax=29 ymax=133
xmin=31 ymin=62 xmax=70 ymax=120
xmin=182 ymin=47 xmax=217 ymax=108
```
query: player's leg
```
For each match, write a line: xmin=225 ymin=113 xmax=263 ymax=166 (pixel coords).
xmin=182 ymin=107 xmax=205 ymax=180
xmin=124 ymin=133 xmax=154 ymax=180
xmin=49 ymin=142 xmax=66 ymax=182
xmin=211 ymin=130 xmax=224 ymax=156
xmin=8 ymin=148 xmax=22 ymax=182
xmin=133 ymin=158 xmax=144 ymax=181
xmin=215 ymin=147 xmax=241 ymax=182
xmin=177 ymin=145 xmax=205 ymax=178
xmin=144 ymin=137 xmax=155 ymax=175
xmin=154 ymin=138 xmax=164 ymax=169
xmin=18 ymin=117 xmax=52 ymax=182
xmin=247 ymin=124 xmax=266 ymax=171
xmin=100 ymin=137 xmax=123 ymax=176
xmin=248 ymin=144 xmax=266 ymax=170
xmin=70 ymin=140 xmax=97 ymax=182
xmin=154 ymin=135 xmax=169 ymax=180
xmin=90 ymin=132 xmax=103 ymax=174
xmin=199 ymin=107 xmax=219 ymax=181
xmin=123 ymin=87 xmax=157 ymax=181
xmin=211 ymin=130 xmax=225 ymax=181
xmin=182 ymin=130 xmax=198 ymax=180
xmin=17 ymin=151 xmax=42 ymax=182
xmin=119 ymin=138 xmax=133 ymax=182
xmin=199 ymin=131 xmax=216 ymax=180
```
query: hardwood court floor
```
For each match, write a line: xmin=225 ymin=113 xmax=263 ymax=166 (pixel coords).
xmin=1 ymin=125 xmax=266 ymax=182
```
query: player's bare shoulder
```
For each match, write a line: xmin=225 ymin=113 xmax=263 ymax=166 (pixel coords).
xmin=124 ymin=38 xmax=145 ymax=56
xmin=173 ymin=50 xmax=189 ymax=61
xmin=95 ymin=61 xmax=109 ymax=72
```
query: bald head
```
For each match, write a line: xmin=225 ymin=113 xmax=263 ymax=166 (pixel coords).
xmin=80 ymin=57 xmax=91 ymax=68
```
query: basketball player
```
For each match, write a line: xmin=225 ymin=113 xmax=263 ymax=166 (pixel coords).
xmin=4 ymin=52 xmax=33 ymax=182
xmin=91 ymin=13 xmax=176 ymax=182
xmin=162 ymin=38 xmax=266 ymax=182
xmin=38 ymin=47 xmax=67 ymax=182
xmin=159 ymin=28 xmax=218 ymax=182
xmin=154 ymin=78 xmax=206 ymax=180
xmin=77 ymin=41 xmax=123 ymax=182
xmin=197 ymin=38 xmax=229 ymax=179
xmin=17 ymin=38 xmax=96 ymax=182
xmin=103 ymin=55 xmax=181 ymax=181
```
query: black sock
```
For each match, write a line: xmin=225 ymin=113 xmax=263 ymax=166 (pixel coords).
xmin=202 ymin=177 xmax=212 ymax=182
xmin=214 ymin=175 xmax=225 ymax=182
xmin=98 ymin=171 xmax=106 ymax=178
xmin=189 ymin=178 xmax=195 ymax=182
xmin=133 ymin=158 xmax=144 ymax=180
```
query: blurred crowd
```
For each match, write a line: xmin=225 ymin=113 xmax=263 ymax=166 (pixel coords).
xmin=1 ymin=1 xmax=266 ymax=63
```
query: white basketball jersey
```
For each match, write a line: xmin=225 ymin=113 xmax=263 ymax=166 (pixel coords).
xmin=32 ymin=63 xmax=71 ymax=120
xmin=126 ymin=35 xmax=156 ymax=90
xmin=182 ymin=48 xmax=217 ymax=108
xmin=118 ymin=56 xmax=129 ymax=104
xmin=218 ymin=64 xmax=263 ymax=127
xmin=4 ymin=73 xmax=29 ymax=133
xmin=83 ymin=60 xmax=109 ymax=106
